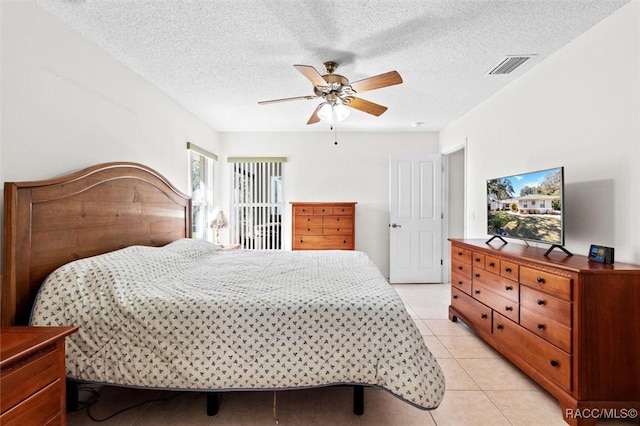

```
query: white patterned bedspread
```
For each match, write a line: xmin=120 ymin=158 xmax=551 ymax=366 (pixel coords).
xmin=30 ymin=239 xmax=445 ymax=409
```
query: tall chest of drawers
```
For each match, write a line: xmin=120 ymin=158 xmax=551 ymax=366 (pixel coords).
xmin=291 ymin=202 xmax=356 ymax=250
xmin=449 ymin=239 xmax=640 ymax=426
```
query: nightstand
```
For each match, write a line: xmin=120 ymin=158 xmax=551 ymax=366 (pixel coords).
xmin=1 ymin=326 xmax=78 ymax=425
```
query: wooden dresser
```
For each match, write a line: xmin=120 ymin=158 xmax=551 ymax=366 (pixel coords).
xmin=291 ymin=202 xmax=356 ymax=250
xmin=448 ymin=239 xmax=640 ymax=426
xmin=1 ymin=326 xmax=78 ymax=426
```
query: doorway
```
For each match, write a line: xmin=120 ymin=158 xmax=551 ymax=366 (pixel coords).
xmin=442 ymin=144 xmax=466 ymax=283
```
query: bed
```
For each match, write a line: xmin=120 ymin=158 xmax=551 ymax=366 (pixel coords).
xmin=2 ymin=162 xmax=445 ymax=415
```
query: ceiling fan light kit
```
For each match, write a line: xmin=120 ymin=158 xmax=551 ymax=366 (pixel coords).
xmin=258 ymin=61 xmax=403 ymax=125
xmin=317 ymin=101 xmax=350 ymax=124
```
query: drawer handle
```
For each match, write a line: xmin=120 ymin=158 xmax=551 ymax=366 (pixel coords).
xmin=505 ymin=306 xmax=513 ymax=311
xmin=458 ymin=251 xmax=463 ymax=256
xmin=457 ymin=281 xmax=463 ymax=286
xmin=537 ymin=299 xmax=546 ymax=306
xmin=475 ymin=274 xmax=480 ymax=278
xmin=537 ymin=323 xmax=546 ymax=330
xmin=343 ymin=240 xmax=347 ymax=244
xmin=504 ymin=285 xmax=513 ymax=291
xmin=458 ymin=266 xmax=463 ymax=270
xmin=337 ymin=228 xmax=340 ymax=231
xmin=300 ymin=239 xmax=304 ymax=243
xmin=475 ymin=257 xmax=481 ymax=262
xmin=550 ymin=360 xmax=559 ymax=367
xmin=307 ymin=228 xmax=310 ymax=231
xmin=474 ymin=290 xmax=480 ymax=295
xmin=504 ymin=267 xmax=512 ymax=273
xmin=452 ymin=295 xmax=458 ymax=299
xmin=537 ymin=277 xmax=545 ymax=284
xmin=496 ymin=324 xmax=504 ymax=330
xmin=489 ymin=262 xmax=495 ymax=267
xmin=481 ymin=313 xmax=488 ymax=319
xmin=336 ymin=218 xmax=340 ymax=222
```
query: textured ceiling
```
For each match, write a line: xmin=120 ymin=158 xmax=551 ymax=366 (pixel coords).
xmin=35 ymin=0 xmax=629 ymax=133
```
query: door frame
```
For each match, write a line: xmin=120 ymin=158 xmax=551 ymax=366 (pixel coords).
xmin=442 ymin=140 xmax=467 ymax=283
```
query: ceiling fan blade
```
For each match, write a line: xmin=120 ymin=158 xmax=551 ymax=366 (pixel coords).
xmin=294 ymin=64 xmax=327 ymax=87
xmin=307 ymin=103 xmax=323 ymax=125
xmin=258 ymin=95 xmax=317 ymax=105
xmin=350 ymin=71 xmax=403 ymax=94
xmin=345 ymin=97 xmax=388 ymax=116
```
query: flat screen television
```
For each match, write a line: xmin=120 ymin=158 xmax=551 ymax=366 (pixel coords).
xmin=486 ymin=166 xmax=570 ymax=255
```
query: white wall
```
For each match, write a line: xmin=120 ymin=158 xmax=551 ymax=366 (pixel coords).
xmin=440 ymin=0 xmax=640 ymax=263
xmin=1 ymin=2 xmax=220 ymax=271
xmin=218 ymin=132 xmax=439 ymax=276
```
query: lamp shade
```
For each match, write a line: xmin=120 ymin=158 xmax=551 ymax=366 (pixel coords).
xmin=211 ymin=210 xmax=228 ymax=229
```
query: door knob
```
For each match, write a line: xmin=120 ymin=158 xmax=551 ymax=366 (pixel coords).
xmin=390 ymin=223 xmax=402 ymax=228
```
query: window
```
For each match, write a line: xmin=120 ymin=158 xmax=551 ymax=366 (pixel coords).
xmin=187 ymin=142 xmax=217 ymax=241
xmin=229 ymin=157 xmax=285 ymax=250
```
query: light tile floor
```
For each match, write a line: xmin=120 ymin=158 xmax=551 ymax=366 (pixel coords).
xmin=67 ymin=283 xmax=639 ymax=425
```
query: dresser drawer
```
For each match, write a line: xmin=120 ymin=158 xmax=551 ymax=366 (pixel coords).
xmin=295 ymin=216 xmax=323 ymax=226
xmin=472 ymin=267 xmax=518 ymax=302
xmin=293 ymin=235 xmax=353 ymax=250
xmin=293 ymin=206 xmax=315 ymax=215
xmin=493 ymin=312 xmax=571 ymax=392
xmin=293 ymin=225 xmax=323 ymax=235
xmin=452 ymin=259 xmax=472 ymax=280
xmin=0 ymin=379 xmax=61 ymax=426
xmin=332 ymin=206 xmax=354 ymax=215
xmin=1 ymin=345 xmax=60 ymax=414
xmin=472 ymin=252 xmax=485 ymax=269
xmin=323 ymin=216 xmax=353 ymax=228
xmin=520 ymin=307 xmax=571 ymax=353
xmin=323 ymin=226 xmax=353 ymax=235
xmin=472 ymin=282 xmax=519 ymax=323
xmin=450 ymin=287 xmax=492 ymax=334
xmin=451 ymin=246 xmax=472 ymax=265
xmin=500 ymin=260 xmax=519 ymax=281
xmin=520 ymin=267 xmax=571 ymax=301
xmin=485 ymin=255 xmax=501 ymax=274
xmin=451 ymin=271 xmax=472 ymax=295
xmin=451 ymin=286 xmax=466 ymax=304
xmin=313 ymin=206 xmax=332 ymax=215
xmin=520 ymin=285 xmax=571 ymax=327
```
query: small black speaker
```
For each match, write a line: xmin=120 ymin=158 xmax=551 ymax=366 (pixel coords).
xmin=588 ymin=244 xmax=614 ymax=264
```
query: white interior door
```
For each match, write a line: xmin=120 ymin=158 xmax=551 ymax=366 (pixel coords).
xmin=389 ymin=153 xmax=442 ymax=283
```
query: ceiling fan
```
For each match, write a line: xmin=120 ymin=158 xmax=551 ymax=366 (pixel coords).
xmin=258 ymin=62 xmax=403 ymax=125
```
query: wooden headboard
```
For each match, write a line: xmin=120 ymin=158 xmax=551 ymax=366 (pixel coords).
xmin=2 ymin=162 xmax=191 ymax=326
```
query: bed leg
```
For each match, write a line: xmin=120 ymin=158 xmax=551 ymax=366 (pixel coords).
xmin=66 ymin=380 xmax=79 ymax=412
xmin=353 ymin=385 xmax=364 ymax=415
xmin=206 ymin=392 xmax=219 ymax=416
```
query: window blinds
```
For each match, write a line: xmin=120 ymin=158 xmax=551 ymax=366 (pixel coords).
xmin=229 ymin=158 xmax=285 ymax=250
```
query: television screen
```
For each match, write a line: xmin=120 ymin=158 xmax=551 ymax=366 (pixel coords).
xmin=487 ymin=167 xmax=564 ymax=245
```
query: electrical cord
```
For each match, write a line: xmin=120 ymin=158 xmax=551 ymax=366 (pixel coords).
xmin=73 ymin=385 xmax=183 ymax=422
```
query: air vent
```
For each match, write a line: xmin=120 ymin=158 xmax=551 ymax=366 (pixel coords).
xmin=488 ymin=55 xmax=535 ymax=75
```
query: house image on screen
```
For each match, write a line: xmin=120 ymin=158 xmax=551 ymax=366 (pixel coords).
xmin=516 ymin=194 xmax=558 ymax=213
xmin=489 ymin=194 xmax=558 ymax=214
